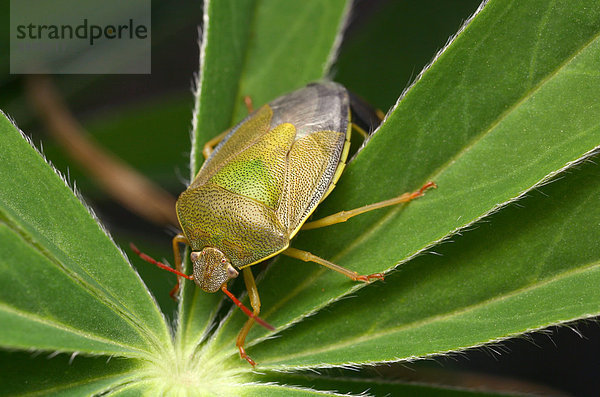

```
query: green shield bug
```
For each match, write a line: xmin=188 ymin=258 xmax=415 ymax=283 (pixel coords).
xmin=132 ymin=82 xmax=435 ymax=366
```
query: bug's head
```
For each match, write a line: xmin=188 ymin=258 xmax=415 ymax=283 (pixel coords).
xmin=190 ymin=247 xmax=239 ymax=293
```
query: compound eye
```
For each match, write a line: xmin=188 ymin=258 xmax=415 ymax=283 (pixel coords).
xmin=226 ymin=265 xmax=239 ymax=279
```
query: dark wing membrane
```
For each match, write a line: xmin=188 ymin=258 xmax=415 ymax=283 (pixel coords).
xmin=273 ymin=82 xmax=350 ymax=235
xmin=269 ymin=82 xmax=349 ymax=141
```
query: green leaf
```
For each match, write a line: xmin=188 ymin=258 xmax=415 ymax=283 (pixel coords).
xmin=0 ymin=113 xmax=170 ymax=356
xmin=235 ymin=385 xmax=351 ymax=397
xmin=253 ymin=151 xmax=600 ymax=367
xmin=206 ymin=0 xmax=600 ymax=370
xmin=0 ymin=351 xmax=140 ymax=396
xmin=252 ymin=372 xmax=510 ymax=396
xmin=232 ymin=0 xmax=352 ymax=122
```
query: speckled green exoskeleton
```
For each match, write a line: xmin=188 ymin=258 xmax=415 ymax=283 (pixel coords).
xmin=132 ymin=82 xmax=435 ymax=366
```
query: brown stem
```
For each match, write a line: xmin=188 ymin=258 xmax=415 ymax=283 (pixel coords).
xmin=25 ymin=75 xmax=178 ymax=227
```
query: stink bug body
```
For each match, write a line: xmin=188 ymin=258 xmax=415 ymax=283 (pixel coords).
xmin=132 ymin=82 xmax=435 ymax=366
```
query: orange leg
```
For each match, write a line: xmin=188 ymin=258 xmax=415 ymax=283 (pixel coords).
xmin=289 ymin=182 xmax=436 ymax=282
xmin=243 ymin=95 xmax=254 ymax=113
xmin=169 ymin=234 xmax=189 ymax=299
xmin=236 ymin=267 xmax=261 ymax=366
xmin=202 ymin=130 xmax=229 ymax=160
xmin=283 ymin=247 xmax=384 ymax=282
xmin=302 ymin=181 xmax=436 ymax=230
xmin=351 ymin=122 xmax=369 ymax=139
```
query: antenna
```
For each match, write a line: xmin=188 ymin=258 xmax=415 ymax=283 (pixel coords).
xmin=130 ymin=243 xmax=274 ymax=331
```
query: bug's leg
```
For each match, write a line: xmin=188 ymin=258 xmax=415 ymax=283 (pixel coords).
xmin=170 ymin=233 xmax=189 ymax=299
xmin=283 ymin=247 xmax=384 ymax=282
xmin=243 ymin=95 xmax=254 ymax=113
xmin=236 ymin=267 xmax=261 ymax=366
xmin=351 ymin=122 xmax=369 ymax=139
xmin=302 ymin=181 xmax=436 ymax=231
xmin=202 ymin=130 xmax=229 ymax=159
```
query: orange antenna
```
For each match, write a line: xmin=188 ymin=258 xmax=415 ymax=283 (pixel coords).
xmin=129 ymin=243 xmax=274 ymax=331
xmin=221 ymin=285 xmax=274 ymax=331
xmin=130 ymin=243 xmax=193 ymax=280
